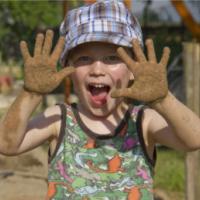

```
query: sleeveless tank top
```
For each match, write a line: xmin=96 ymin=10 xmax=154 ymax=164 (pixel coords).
xmin=46 ymin=103 xmax=156 ymax=200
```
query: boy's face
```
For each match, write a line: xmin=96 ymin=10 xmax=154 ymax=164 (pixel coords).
xmin=68 ymin=42 xmax=133 ymax=117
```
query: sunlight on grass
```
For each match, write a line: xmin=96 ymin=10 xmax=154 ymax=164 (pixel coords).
xmin=154 ymin=147 xmax=185 ymax=200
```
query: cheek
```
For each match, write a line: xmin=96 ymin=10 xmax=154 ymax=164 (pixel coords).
xmin=111 ymin=67 xmax=132 ymax=87
xmin=71 ymin=69 xmax=87 ymax=93
xmin=71 ymin=68 xmax=86 ymax=82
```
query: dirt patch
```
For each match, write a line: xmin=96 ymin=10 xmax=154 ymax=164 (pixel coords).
xmin=0 ymin=146 xmax=48 ymax=200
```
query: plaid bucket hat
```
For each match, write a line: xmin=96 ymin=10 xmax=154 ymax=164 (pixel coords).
xmin=60 ymin=0 xmax=143 ymax=66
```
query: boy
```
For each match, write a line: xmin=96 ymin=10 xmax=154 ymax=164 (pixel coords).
xmin=0 ymin=0 xmax=200 ymax=199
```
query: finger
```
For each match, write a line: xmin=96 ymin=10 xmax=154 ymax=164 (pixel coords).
xmin=145 ymin=39 xmax=157 ymax=62
xmin=34 ymin=33 xmax=44 ymax=57
xmin=55 ymin=67 xmax=75 ymax=83
xmin=160 ymin=47 xmax=170 ymax=67
xmin=132 ymin=39 xmax=146 ymax=62
xmin=111 ymin=88 xmax=132 ymax=98
xmin=20 ymin=41 xmax=31 ymax=62
xmin=42 ymin=30 xmax=54 ymax=56
xmin=51 ymin=36 xmax=65 ymax=63
xmin=117 ymin=47 xmax=138 ymax=73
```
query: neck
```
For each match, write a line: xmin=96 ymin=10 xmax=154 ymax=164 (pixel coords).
xmin=74 ymin=102 xmax=130 ymax=136
xmin=78 ymin=101 xmax=129 ymax=121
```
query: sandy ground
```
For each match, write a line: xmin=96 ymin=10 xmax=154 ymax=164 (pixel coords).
xmin=0 ymin=146 xmax=48 ymax=200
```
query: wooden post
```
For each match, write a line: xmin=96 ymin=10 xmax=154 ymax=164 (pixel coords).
xmin=183 ymin=42 xmax=200 ymax=200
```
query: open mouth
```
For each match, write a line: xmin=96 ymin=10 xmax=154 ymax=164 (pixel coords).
xmin=88 ymin=84 xmax=110 ymax=95
xmin=87 ymin=83 xmax=110 ymax=106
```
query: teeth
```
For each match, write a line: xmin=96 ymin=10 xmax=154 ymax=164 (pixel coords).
xmin=94 ymin=84 xmax=105 ymax=88
xmin=88 ymin=83 xmax=110 ymax=93
xmin=90 ymin=84 xmax=106 ymax=88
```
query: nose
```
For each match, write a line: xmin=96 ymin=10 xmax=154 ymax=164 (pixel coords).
xmin=89 ymin=60 xmax=106 ymax=77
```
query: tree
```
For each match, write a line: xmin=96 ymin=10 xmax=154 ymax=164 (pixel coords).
xmin=0 ymin=1 xmax=62 ymax=62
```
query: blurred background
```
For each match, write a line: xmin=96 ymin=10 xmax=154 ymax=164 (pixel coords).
xmin=0 ymin=1 xmax=199 ymax=200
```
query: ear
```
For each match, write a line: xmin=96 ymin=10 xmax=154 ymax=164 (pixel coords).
xmin=129 ymin=70 xmax=134 ymax=81
xmin=129 ymin=72 xmax=134 ymax=81
xmin=128 ymin=71 xmax=134 ymax=87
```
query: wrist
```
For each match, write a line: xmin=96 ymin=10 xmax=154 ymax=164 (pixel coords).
xmin=23 ymin=85 xmax=44 ymax=96
xmin=23 ymin=86 xmax=44 ymax=98
xmin=148 ymin=91 xmax=171 ymax=110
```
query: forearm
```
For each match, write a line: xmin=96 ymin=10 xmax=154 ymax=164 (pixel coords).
xmin=151 ymin=91 xmax=200 ymax=150
xmin=0 ymin=88 xmax=43 ymax=154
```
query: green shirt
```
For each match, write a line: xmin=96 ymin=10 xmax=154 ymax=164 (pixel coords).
xmin=47 ymin=103 xmax=156 ymax=200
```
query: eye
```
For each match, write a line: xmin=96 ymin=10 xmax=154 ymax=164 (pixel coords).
xmin=103 ymin=55 xmax=122 ymax=64
xmin=74 ymin=56 xmax=93 ymax=66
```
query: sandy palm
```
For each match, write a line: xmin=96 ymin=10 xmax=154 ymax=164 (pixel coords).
xmin=111 ymin=39 xmax=170 ymax=103
xmin=20 ymin=30 xmax=75 ymax=94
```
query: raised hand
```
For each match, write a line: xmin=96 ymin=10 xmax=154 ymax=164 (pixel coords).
xmin=20 ymin=30 xmax=75 ymax=94
xmin=111 ymin=39 xmax=170 ymax=104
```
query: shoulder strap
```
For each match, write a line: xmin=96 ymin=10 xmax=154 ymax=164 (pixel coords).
xmin=130 ymin=105 xmax=157 ymax=167
xmin=48 ymin=103 xmax=67 ymax=163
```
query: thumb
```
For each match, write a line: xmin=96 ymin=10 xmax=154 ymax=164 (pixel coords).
xmin=111 ymin=89 xmax=127 ymax=98
xmin=55 ymin=67 xmax=75 ymax=82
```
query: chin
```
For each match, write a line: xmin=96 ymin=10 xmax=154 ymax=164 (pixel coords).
xmin=89 ymin=107 xmax=112 ymax=118
xmin=85 ymin=97 xmax=122 ymax=118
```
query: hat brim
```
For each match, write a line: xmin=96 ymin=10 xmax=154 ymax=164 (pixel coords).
xmin=60 ymin=32 xmax=138 ymax=66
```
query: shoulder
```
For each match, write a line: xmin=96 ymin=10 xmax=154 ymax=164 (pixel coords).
xmin=142 ymin=107 xmax=168 ymax=134
xmin=43 ymin=103 xmax=70 ymax=136
xmin=42 ymin=103 xmax=72 ymax=121
xmin=130 ymin=105 xmax=157 ymax=125
xmin=141 ymin=107 xmax=168 ymax=144
xmin=43 ymin=104 xmax=63 ymax=116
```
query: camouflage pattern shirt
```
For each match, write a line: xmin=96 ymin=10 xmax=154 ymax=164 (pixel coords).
xmin=46 ymin=103 xmax=156 ymax=200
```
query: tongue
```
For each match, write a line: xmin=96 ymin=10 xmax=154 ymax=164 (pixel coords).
xmin=90 ymin=88 xmax=108 ymax=106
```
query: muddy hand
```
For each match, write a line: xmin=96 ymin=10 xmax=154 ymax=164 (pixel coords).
xmin=111 ymin=39 xmax=170 ymax=103
xmin=20 ymin=30 xmax=75 ymax=94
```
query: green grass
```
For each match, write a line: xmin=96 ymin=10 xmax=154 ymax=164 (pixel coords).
xmin=154 ymin=147 xmax=185 ymax=199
